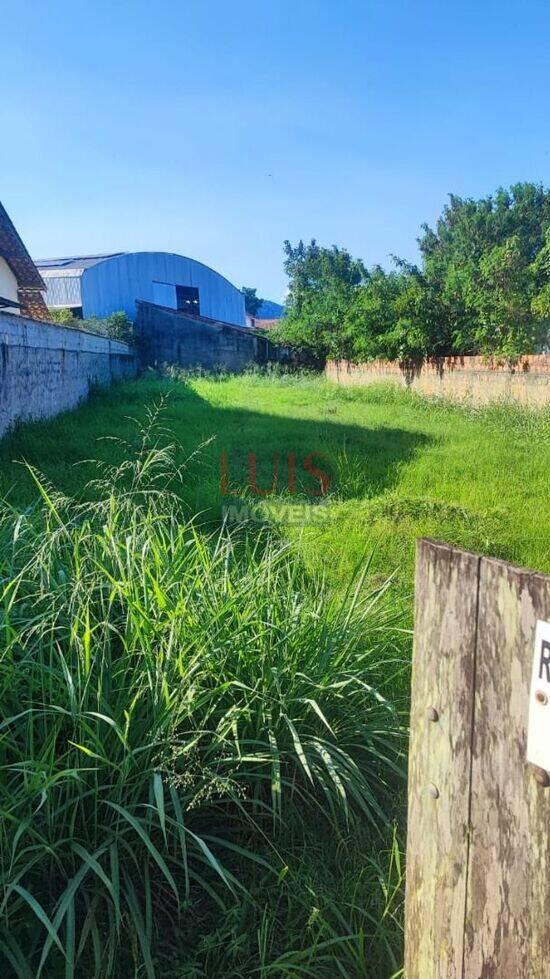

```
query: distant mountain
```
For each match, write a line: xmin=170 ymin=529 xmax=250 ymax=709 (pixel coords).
xmin=256 ymin=299 xmax=284 ymax=319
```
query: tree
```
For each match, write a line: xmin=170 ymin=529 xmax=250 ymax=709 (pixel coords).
xmin=242 ymin=287 xmax=263 ymax=317
xmin=531 ymin=229 xmax=550 ymax=346
xmin=276 ymin=183 xmax=550 ymax=363
xmin=275 ymin=240 xmax=367 ymax=358
xmin=465 ymin=236 xmax=543 ymax=356
xmin=418 ymin=182 xmax=550 ymax=355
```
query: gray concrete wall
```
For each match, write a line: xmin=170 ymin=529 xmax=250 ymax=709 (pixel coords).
xmin=0 ymin=311 xmax=137 ymax=437
xmin=326 ymin=356 xmax=550 ymax=406
xmin=137 ymin=301 xmax=279 ymax=371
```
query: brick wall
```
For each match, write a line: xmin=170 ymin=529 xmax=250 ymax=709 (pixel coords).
xmin=17 ymin=286 xmax=50 ymax=321
xmin=325 ymin=355 xmax=550 ymax=406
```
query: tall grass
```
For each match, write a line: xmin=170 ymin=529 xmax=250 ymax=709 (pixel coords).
xmin=0 ymin=411 xmax=406 ymax=976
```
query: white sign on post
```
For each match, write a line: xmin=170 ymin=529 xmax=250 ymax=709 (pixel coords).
xmin=527 ymin=620 xmax=550 ymax=772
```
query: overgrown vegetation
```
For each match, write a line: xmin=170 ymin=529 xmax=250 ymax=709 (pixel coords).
xmin=0 ymin=408 xmax=405 ymax=977
xmin=1 ymin=374 xmax=548 ymax=976
xmin=275 ymin=182 xmax=550 ymax=361
xmin=48 ymin=308 xmax=135 ymax=343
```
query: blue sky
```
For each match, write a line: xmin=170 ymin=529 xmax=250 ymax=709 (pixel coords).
xmin=2 ymin=0 xmax=549 ymax=301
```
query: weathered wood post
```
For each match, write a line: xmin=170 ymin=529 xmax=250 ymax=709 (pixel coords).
xmin=405 ymin=539 xmax=550 ymax=978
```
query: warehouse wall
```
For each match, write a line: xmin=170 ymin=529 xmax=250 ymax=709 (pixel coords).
xmin=82 ymin=252 xmax=246 ymax=327
xmin=0 ymin=311 xmax=137 ymax=437
xmin=40 ymin=269 xmax=83 ymax=309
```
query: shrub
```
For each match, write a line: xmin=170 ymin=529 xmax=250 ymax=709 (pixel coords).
xmin=48 ymin=308 xmax=135 ymax=343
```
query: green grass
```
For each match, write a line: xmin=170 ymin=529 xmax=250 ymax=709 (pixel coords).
xmin=1 ymin=372 xmax=548 ymax=591
xmin=0 ymin=372 xmax=548 ymax=976
xmin=0 ymin=403 xmax=406 ymax=978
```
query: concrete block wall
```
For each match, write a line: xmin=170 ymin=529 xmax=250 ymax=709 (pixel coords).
xmin=0 ymin=311 xmax=137 ymax=437
xmin=326 ymin=355 xmax=550 ymax=406
xmin=136 ymin=300 xmax=279 ymax=372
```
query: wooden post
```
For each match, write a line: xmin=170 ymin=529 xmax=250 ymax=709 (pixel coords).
xmin=405 ymin=539 xmax=550 ymax=978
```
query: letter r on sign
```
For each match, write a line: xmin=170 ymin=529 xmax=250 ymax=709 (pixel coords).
xmin=539 ymin=640 xmax=550 ymax=683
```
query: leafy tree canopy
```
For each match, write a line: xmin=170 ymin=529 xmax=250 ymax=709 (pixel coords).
xmin=242 ymin=286 xmax=263 ymax=317
xmin=275 ymin=240 xmax=367 ymax=358
xmin=276 ymin=183 xmax=550 ymax=362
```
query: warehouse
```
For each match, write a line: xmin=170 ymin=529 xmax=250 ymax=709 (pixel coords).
xmin=35 ymin=251 xmax=246 ymax=328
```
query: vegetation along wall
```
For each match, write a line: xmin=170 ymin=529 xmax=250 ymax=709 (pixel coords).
xmin=326 ymin=355 xmax=550 ymax=406
xmin=0 ymin=311 xmax=137 ymax=437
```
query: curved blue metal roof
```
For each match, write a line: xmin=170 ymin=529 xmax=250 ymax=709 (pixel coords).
xmin=75 ymin=251 xmax=246 ymax=326
xmin=35 ymin=253 xmax=125 ymax=271
xmin=36 ymin=251 xmax=246 ymax=326
xmin=35 ymin=251 xmax=242 ymax=293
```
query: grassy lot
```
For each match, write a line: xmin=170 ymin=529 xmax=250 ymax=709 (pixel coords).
xmin=1 ymin=371 xmax=549 ymax=589
xmin=0 ymin=372 xmax=548 ymax=977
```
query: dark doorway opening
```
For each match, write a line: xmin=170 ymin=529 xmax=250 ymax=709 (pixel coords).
xmin=176 ymin=285 xmax=200 ymax=315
